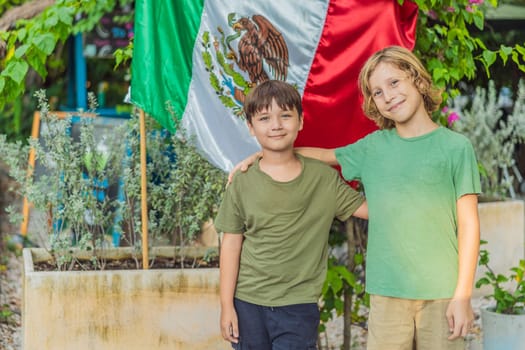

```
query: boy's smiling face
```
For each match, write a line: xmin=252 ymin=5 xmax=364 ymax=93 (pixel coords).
xmin=369 ymin=62 xmax=427 ymax=128
xmin=247 ymin=98 xmax=303 ymax=153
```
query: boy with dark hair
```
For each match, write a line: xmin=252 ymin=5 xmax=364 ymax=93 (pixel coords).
xmin=215 ymin=80 xmax=368 ymax=349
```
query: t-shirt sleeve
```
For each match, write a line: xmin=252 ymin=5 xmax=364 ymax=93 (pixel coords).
xmin=214 ymin=184 xmax=245 ymax=234
xmin=332 ymin=171 xmax=365 ymax=222
xmin=334 ymin=137 xmax=368 ymax=182
xmin=453 ymin=139 xmax=482 ymax=199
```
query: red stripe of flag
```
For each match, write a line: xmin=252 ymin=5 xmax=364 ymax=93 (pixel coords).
xmin=297 ymin=0 xmax=419 ymax=149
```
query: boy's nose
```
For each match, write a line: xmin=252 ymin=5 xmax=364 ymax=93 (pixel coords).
xmin=383 ymin=89 xmax=395 ymax=103
xmin=271 ymin=117 xmax=283 ymax=129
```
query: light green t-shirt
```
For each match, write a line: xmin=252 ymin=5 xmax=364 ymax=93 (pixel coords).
xmin=214 ymin=154 xmax=364 ymax=307
xmin=335 ymin=127 xmax=481 ymax=299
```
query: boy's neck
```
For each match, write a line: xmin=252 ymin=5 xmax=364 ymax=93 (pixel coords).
xmin=395 ymin=117 xmax=439 ymax=138
xmin=258 ymin=150 xmax=302 ymax=182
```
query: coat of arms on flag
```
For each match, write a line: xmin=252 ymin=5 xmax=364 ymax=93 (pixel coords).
xmin=202 ymin=13 xmax=290 ymax=118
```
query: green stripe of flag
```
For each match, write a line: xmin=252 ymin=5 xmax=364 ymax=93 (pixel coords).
xmin=131 ymin=0 xmax=205 ymax=131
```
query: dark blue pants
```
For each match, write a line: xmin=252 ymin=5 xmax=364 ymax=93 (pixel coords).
xmin=232 ymin=298 xmax=319 ymax=350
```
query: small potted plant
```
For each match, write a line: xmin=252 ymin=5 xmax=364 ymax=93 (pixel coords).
xmin=475 ymin=243 xmax=525 ymax=349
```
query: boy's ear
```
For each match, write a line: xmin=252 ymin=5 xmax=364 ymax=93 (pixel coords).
xmin=298 ymin=114 xmax=304 ymax=131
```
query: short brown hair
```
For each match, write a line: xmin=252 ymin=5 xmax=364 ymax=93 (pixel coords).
xmin=358 ymin=46 xmax=443 ymax=129
xmin=243 ymin=80 xmax=302 ymax=123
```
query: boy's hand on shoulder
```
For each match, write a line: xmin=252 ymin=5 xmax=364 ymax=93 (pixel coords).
xmin=228 ymin=151 xmax=263 ymax=184
xmin=446 ymin=297 xmax=474 ymax=340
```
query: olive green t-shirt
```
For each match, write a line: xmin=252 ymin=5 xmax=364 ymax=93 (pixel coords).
xmin=214 ymin=154 xmax=364 ymax=307
xmin=335 ymin=127 xmax=481 ymax=299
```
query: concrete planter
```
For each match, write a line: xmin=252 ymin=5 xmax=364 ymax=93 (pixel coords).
xmin=22 ymin=247 xmax=229 ymax=350
xmin=475 ymin=199 xmax=525 ymax=297
xmin=481 ymin=307 xmax=525 ymax=350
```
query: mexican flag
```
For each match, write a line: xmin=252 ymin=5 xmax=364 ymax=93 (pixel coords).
xmin=130 ymin=0 xmax=418 ymax=171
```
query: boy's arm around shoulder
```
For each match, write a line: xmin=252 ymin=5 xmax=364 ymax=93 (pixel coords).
xmin=353 ymin=201 xmax=368 ymax=220
xmin=228 ymin=147 xmax=338 ymax=184
xmin=228 ymin=151 xmax=262 ymax=183
xmin=296 ymin=147 xmax=338 ymax=166
xmin=326 ymin=164 xmax=367 ymax=220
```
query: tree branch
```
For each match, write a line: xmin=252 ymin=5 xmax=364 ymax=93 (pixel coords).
xmin=0 ymin=0 xmax=55 ymax=58
xmin=0 ymin=0 xmax=55 ymax=31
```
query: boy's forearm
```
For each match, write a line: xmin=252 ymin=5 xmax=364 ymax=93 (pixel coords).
xmin=220 ymin=234 xmax=243 ymax=307
xmin=295 ymin=147 xmax=338 ymax=166
xmin=454 ymin=194 xmax=480 ymax=299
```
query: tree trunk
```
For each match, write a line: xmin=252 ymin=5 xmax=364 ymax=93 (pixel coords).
xmin=343 ymin=218 xmax=355 ymax=350
xmin=343 ymin=217 xmax=368 ymax=350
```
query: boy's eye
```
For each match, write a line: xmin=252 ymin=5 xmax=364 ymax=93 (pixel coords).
xmin=281 ymin=113 xmax=292 ymax=118
xmin=391 ymin=79 xmax=399 ymax=87
xmin=372 ymin=90 xmax=382 ymax=97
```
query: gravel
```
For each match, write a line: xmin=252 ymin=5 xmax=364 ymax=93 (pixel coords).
xmin=0 ymin=253 xmax=22 ymax=350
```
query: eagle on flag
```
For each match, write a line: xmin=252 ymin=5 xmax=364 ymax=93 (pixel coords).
xmin=230 ymin=14 xmax=289 ymax=85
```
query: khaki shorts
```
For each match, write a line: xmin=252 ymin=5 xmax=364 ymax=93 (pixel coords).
xmin=367 ymin=295 xmax=465 ymax=350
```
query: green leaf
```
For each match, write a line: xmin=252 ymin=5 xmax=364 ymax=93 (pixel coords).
xmin=32 ymin=33 xmax=57 ymax=55
xmin=335 ymin=265 xmax=357 ymax=286
xmin=0 ymin=77 xmax=5 ymax=93
xmin=473 ymin=11 xmax=484 ymax=30
xmin=486 ymin=271 xmax=496 ymax=280
xmin=475 ymin=277 xmax=490 ymax=288
xmin=17 ymin=28 xmax=27 ymax=41
xmin=448 ymin=68 xmax=460 ymax=81
xmin=499 ymin=51 xmax=509 ymax=66
xmin=496 ymin=274 xmax=509 ymax=283
xmin=354 ymin=253 xmax=364 ymax=265
xmin=1 ymin=60 xmax=29 ymax=84
xmin=427 ymin=58 xmax=444 ymax=71
xmin=515 ymin=44 xmax=525 ymax=56
xmin=331 ymin=275 xmax=343 ymax=293
xmin=447 ymin=28 xmax=461 ymax=41
xmin=45 ymin=13 xmax=59 ymax=28
xmin=500 ymin=45 xmax=513 ymax=57
xmin=14 ymin=44 xmax=29 ymax=58
xmin=473 ymin=37 xmax=487 ymax=50
xmin=482 ymin=50 xmax=497 ymax=67
xmin=511 ymin=52 xmax=525 ymax=73
xmin=26 ymin=48 xmax=47 ymax=78
xmin=432 ymin=67 xmax=447 ymax=82
xmin=334 ymin=298 xmax=344 ymax=313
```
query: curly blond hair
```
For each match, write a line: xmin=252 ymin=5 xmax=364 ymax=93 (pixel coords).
xmin=358 ymin=46 xmax=443 ymax=129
